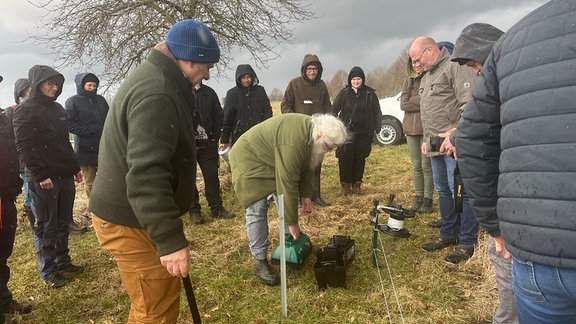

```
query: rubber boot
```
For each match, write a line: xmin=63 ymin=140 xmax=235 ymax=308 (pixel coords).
xmin=312 ymin=168 xmax=330 ymax=206
xmin=351 ymin=182 xmax=362 ymax=195
xmin=254 ymin=258 xmax=280 ymax=286
xmin=340 ymin=182 xmax=352 ymax=196
xmin=411 ymin=196 xmax=424 ymax=212
xmin=417 ymin=198 xmax=433 ymax=214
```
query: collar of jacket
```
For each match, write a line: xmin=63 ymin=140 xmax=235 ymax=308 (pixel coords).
xmin=427 ymin=47 xmax=451 ymax=74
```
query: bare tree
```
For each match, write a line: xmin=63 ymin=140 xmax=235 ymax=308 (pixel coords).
xmin=28 ymin=0 xmax=315 ymax=90
xmin=268 ymin=87 xmax=283 ymax=102
xmin=327 ymin=69 xmax=347 ymax=99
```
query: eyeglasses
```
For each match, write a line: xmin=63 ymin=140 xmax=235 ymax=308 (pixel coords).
xmin=412 ymin=47 xmax=428 ymax=65
xmin=306 ymin=67 xmax=319 ymax=72
xmin=45 ymin=80 xmax=59 ymax=89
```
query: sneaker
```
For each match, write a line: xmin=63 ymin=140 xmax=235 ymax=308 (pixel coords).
xmin=422 ymin=237 xmax=458 ymax=252
xmin=211 ymin=207 xmax=235 ymax=219
xmin=3 ymin=300 xmax=32 ymax=314
xmin=445 ymin=247 xmax=474 ymax=265
xmin=59 ymin=263 xmax=84 ymax=274
xmin=189 ymin=211 xmax=204 ymax=224
xmin=82 ymin=208 xmax=92 ymax=219
xmin=427 ymin=219 xmax=442 ymax=228
xmin=44 ymin=273 xmax=67 ymax=288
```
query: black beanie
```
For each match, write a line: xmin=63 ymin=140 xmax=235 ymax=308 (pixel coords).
xmin=83 ymin=73 xmax=99 ymax=86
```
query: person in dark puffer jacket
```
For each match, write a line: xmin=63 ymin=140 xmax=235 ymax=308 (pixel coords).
xmin=65 ymin=72 xmax=109 ymax=232
xmin=455 ymin=1 xmax=576 ymax=322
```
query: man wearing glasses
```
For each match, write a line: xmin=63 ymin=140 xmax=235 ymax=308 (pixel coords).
xmin=229 ymin=113 xmax=347 ymax=285
xmin=281 ymin=54 xmax=333 ymax=207
xmin=409 ymin=36 xmax=478 ymax=265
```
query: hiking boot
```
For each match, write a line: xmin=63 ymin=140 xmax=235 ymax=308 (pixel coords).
xmin=211 ymin=207 xmax=235 ymax=219
xmin=427 ymin=219 xmax=442 ymax=228
xmin=44 ymin=273 xmax=67 ymax=288
xmin=340 ymin=182 xmax=352 ymax=196
xmin=59 ymin=263 xmax=84 ymax=274
xmin=69 ymin=221 xmax=87 ymax=234
xmin=418 ymin=198 xmax=433 ymax=214
xmin=312 ymin=196 xmax=331 ymax=207
xmin=422 ymin=237 xmax=458 ymax=252
xmin=411 ymin=196 xmax=424 ymax=211
xmin=254 ymin=259 xmax=280 ymax=286
xmin=3 ymin=300 xmax=32 ymax=314
xmin=189 ymin=211 xmax=204 ymax=224
xmin=445 ymin=247 xmax=474 ymax=265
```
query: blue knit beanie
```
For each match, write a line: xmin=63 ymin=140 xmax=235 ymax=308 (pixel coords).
xmin=166 ymin=19 xmax=220 ymax=63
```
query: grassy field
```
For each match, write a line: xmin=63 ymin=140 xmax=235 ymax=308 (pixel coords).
xmin=6 ymin=104 xmax=498 ymax=324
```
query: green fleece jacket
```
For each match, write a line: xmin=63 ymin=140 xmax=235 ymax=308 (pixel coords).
xmin=229 ymin=114 xmax=315 ymax=224
xmin=89 ymin=49 xmax=196 ymax=257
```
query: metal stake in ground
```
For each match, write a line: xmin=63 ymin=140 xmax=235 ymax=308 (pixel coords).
xmin=271 ymin=193 xmax=288 ymax=318
xmin=182 ymin=275 xmax=202 ymax=324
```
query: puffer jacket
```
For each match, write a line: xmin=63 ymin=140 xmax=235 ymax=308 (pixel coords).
xmin=65 ymin=73 xmax=109 ymax=165
xmin=455 ymin=0 xmax=576 ymax=269
xmin=400 ymin=60 xmax=423 ymax=135
xmin=12 ymin=65 xmax=80 ymax=182
xmin=281 ymin=54 xmax=332 ymax=115
xmin=0 ymin=110 xmax=22 ymax=200
xmin=221 ymin=64 xmax=272 ymax=145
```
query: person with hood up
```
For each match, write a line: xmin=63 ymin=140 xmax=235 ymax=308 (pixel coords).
xmin=455 ymin=1 xmax=576 ymax=320
xmin=89 ymin=19 xmax=220 ymax=322
xmin=220 ymin=64 xmax=272 ymax=149
xmin=281 ymin=54 xmax=333 ymax=206
xmin=447 ymin=23 xmax=514 ymax=324
xmin=65 ymin=72 xmax=109 ymax=233
xmin=188 ymin=81 xmax=235 ymax=224
xmin=0 ymin=74 xmax=33 ymax=322
xmin=12 ymin=65 xmax=84 ymax=289
xmin=332 ymin=66 xmax=381 ymax=195
xmin=4 ymin=79 xmax=34 ymax=231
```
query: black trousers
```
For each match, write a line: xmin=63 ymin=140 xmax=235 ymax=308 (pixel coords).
xmin=190 ymin=141 xmax=223 ymax=213
xmin=0 ymin=195 xmax=17 ymax=308
xmin=337 ymin=132 xmax=373 ymax=183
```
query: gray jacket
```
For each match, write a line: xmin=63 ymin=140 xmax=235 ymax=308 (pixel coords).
xmin=455 ymin=0 xmax=576 ymax=269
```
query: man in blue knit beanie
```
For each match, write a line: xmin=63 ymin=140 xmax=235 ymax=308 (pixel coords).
xmin=90 ymin=19 xmax=219 ymax=323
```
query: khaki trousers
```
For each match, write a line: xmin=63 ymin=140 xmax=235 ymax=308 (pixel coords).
xmin=92 ymin=214 xmax=181 ymax=323
xmin=80 ymin=165 xmax=97 ymax=198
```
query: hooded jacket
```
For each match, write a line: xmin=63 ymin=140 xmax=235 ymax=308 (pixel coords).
xmin=221 ymin=64 xmax=272 ymax=145
xmin=65 ymin=73 xmax=109 ymax=165
xmin=400 ymin=59 xmax=424 ymax=135
xmin=12 ymin=65 xmax=80 ymax=182
xmin=451 ymin=23 xmax=504 ymax=65
xmin=332 ymin=66 xmax=382 ymax=136
xmin=0 ymin=109 xmax=22 ymax=200
xmin=89 ymin=44 xmax=197 ymax=257
xmin=281 ymin=54 xmax=332 ymax=115
xmin=455 ymin=0 xmax=576 ymax=269
xmin=13 ymin=78 xmax=30 ymax=105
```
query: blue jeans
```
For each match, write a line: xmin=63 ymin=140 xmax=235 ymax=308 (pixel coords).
xmin=430 ymin=155 xmax=478 ymax=248
xmin=512 ymin=256 xmax=576 ymax=323
xmin=28 ymin=177 xmax=75 ymax=279
xmin=245 ymin=198 xmax=271 ymax=260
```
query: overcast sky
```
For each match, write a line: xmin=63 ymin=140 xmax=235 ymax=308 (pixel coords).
xmin=0 ymin=0 xmax=547 ymax=107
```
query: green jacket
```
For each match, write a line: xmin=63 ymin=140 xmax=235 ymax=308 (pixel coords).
xmin=90 ymin=49 xmax=196 ymax=257
xmin=229 ymin=114 xmax=315 ymax=224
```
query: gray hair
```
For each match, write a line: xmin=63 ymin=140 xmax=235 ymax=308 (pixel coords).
xmin=311 ymin=113 xmax=348 ymax=145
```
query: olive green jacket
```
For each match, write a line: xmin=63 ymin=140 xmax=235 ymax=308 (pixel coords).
xmin=229 ymin=114 xmax=315 ymax=224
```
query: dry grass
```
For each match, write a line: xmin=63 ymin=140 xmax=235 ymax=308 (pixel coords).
xmin=6 ymin=103 xmax=498 ymax=323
